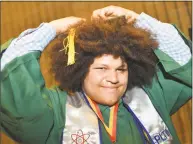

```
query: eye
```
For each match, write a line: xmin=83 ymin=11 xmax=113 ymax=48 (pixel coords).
xmin=95 ymin=67 xmax=107 ymax=70
xmin=94 ymin=67 xmax=108 ymax=72
xmin=117 ymin=68 xmax=127 ymax=72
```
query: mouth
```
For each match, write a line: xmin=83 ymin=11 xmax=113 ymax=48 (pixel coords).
xmin=102 ymin=86 xmax=118 ymax=92
xmin=102 ymin=86 xmax=118 ymax=89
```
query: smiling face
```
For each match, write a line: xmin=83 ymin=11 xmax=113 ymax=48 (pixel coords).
xmin=82 ymin=54 xmax=128 ymax=106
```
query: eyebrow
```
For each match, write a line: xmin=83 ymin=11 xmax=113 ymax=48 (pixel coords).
xmin=94 ymin=64 xmax=128 ymax=69
xmin=118 ymin=64 xmax=128 ymax=68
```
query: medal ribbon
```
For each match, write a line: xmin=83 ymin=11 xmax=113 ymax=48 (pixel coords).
xmin=86 ymin=96 xmax=119 ymax=143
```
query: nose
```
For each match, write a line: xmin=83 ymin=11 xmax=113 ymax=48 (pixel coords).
xmin=106 ymin=70 xmax=119 ymax=84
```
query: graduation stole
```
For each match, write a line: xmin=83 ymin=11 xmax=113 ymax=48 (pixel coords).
xmin=86 ymin=96 xmax=118 ymax=143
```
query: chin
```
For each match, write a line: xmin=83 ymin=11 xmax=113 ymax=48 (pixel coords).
xmin=102 ymin=98 xmax=120 ymax=106
xmin=105 ymin=102 xmax=117 ymax=107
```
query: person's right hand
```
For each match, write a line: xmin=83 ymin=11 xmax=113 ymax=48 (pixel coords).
xmin=91 ymin=5 xmax=139 ymax=23
xmin=49 ymin=16 xmax=86 ymax=35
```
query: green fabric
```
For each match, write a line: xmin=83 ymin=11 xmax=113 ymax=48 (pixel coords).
xmin=1 ymin=25 xmax=192 ymax=144
xmin=141 ymin=25 xmax=192 ymax=144
xmin=98 ymin=101 xmax=144 ymax=144
xmin=1 ymin=51 xmax=144 ymax=144
xmin=143 ymin=62 xmax=192 ymax=144
xmin=1 ymin=52 xmax=54 ymax=143
xmin=1 ymin=52 xmax=191 ymax=144
xmin=1 ymin=52 xmax=68 ymax=144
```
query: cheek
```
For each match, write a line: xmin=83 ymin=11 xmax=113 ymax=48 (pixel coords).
xmin=82 ymin=72 xmax=101 ymax=92
xmin=119 ymin=74 xmax=128 ymax=95
xmin=121 ymin=73 xmax=129 ymax=85
xmin=86 ymin=71 xmax=104 ymax=84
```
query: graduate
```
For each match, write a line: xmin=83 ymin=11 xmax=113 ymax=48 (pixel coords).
xmin=1 ymin=5 xmax=192 ymax=144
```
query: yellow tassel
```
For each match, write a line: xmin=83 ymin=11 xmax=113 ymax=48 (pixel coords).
xmin=60 ymin=28 xmax=76 ymax=66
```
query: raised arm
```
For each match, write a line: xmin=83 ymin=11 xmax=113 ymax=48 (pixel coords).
xmin=91 ymin=5 xmax=192 ymax=114
xmin=1 ymin=17 xmax=85 ymax=70
xmin=1 ymin=16 xmax=85 ymax=144
xmin=91 ymin=5 xmax=191 ymax=67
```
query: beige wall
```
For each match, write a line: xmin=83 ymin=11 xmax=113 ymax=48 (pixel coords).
xmin=1 ymin=2 xmax=192 ymax=144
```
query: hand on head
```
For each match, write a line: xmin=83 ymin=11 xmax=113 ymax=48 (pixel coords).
xmin=49 ymin=16 xmax=86 ymax=35
xmin=91 ymin=5 xmax=139 ymax=23
xmin=49 ymin=6 xmax=139 ymax=35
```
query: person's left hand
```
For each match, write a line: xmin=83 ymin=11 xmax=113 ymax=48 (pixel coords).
xmin=49 ymin=16 xmax=86 ymax=35
xmin=91 ymin=5 xmax=139 ymax=23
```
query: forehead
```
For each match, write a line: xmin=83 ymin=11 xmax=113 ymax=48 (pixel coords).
xmin=91 ymin=54 xmax=127 ymax=67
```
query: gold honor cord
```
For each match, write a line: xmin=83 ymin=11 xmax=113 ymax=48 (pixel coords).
xmin=143 ymin=130 xmax=151 ymax=143
xmin=60 ymin=28 xmax=76 ymax=66
xmin=86 ymin=96 xmax=118 ymax=143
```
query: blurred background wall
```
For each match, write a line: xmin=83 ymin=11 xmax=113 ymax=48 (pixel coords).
xmin=1 ymin=1 xmax=192 ymax=144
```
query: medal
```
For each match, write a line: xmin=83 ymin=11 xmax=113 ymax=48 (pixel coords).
xmin=86 ymin=96 xmax=118 ymax=143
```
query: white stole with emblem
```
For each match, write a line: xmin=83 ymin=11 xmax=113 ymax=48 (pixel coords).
xmin=62 ymin=92 xmax=100 ymax=144
xmin=62 ymin=87 xmax=173 ymax=144
xmin=123 ymin=87 xmax=173 ymax=144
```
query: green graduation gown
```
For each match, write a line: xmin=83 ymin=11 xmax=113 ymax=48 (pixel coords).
xmin=1 ymin=25 xmax=192 ymax=144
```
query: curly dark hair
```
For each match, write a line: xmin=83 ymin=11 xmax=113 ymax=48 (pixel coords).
xmin=50 ymin=16 xmax=159 ymax=93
